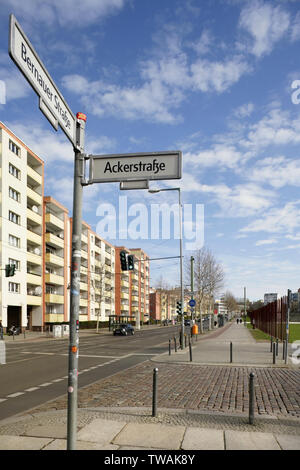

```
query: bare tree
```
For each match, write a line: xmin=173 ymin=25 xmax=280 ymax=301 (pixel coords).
xmin=224 ymin=290 xmax=238 ymax=313
xmin=187 ymin=247 xmax=224 ymax=332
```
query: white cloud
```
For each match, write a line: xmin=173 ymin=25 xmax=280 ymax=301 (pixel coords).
xmin=239 ymin=1 xmax=290 ymax=58
xmin=240 ymin=200 xmax=300 ymax=234
xmin=184 ymin=144 xmax=246 ymax=169
xmin=290 ymin=11 xmax=300 ymax=42
xmin=233 ymin=103 xmax=254 ymax=119
xmin=255 ymin=239 xmax=277 ymax=246
xmin=248 ymin=156 xmax=300 ymax=188
xmin=5 ymin=0 xmax=126 ymax=27
xmin=190 ymin=57 xmax=250 ymax=93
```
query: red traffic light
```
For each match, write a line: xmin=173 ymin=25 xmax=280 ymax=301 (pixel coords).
xmin=76 ymin=112 xmax=87 ymax=121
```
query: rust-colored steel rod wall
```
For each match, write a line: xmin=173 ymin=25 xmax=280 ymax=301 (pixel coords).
xmin=249 ymin=296 xmax=287 ymax=341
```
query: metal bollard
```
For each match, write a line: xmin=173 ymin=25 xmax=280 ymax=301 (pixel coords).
xmin=184 ymin=334 xmax=187 ymax=348
xmin=189 ymin=340 xmax=193 ymax=362
xmin=273 ymin=342 xmax=276 ymax=364
xmin=152 ymin=368 xmax=158 ymax=417
xmin=230 ymin=342 xmax=233 ymax=363
xmin=249 ymin=372 xmax=255 ymax=425
xmin=24 ymin=330 xmax=26 ymax=339
xmin=276 ymin=338 xmax=279 ymax=356
xmin=13 ymin=331 xmax=15 ymax=341
xmin=169 ymin=339 xmax=171 ymax=356
xmin=174 ymin=337 xmax=177 ymax=353
xmin=270 ymin=336 xmax=273 ymax=352
xmin=282 ymin=340 xmax=286 ymax=360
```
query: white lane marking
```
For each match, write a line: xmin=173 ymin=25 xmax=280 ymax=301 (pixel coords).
xmin=52 ymin=378 xmax=64 ymax=383
xmin=24 ymin=387 xmax=39 ymax=392
xmin=0 ymin=398 xmax=7 ymax=403
xmin=6 ymin=392 xmax=24 ymax=398
xmin=39 ymin=383 xmax=52 ymax=387
xmin=21 ymin=352 xmax=55 ymax=356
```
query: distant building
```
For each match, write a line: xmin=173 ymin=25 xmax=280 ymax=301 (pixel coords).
xmin=264 ymin=293 xmax=277 ymax=305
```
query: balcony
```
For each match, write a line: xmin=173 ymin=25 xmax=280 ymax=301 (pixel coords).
xmin=132 ymin=295 xmax=139 ymax=302
xmin=121 ymin=292 xmax=129 ymax=300
xmin=81 ymin=250 xmax=88 ymax=260
xmin=27 ymin=187 xmax=42 ymax=206
xmin=121 ymin=304 xmax=129 ymax=311
xmin=27 ymin=273 xmax=42 ymax=285
xmin=45 ymin=232 xmax=64 ymax=249
xmin=131 ymin=306 xmax=139 ymax=312
xmin=27 ymin=229 xmax=42 ymax=246
xmin=94 ymin=245 xmax=101 ymax=254
xmin=27 ymin=166 xmax=42 ymax=185
xmin=81 ymin=233 xmax=88 ymax=245
xmin=45 ymin=293 xmax=64 ymax=304
xmin=27 ymin=295 xmax=42 ymax=306
xmin=45 ymin=252 xmax=64 ymax=267
xmin=45 ymin=273 xmax=64 ymax=286
xmin=80 ymin=282 xmax=88 ymax=291
xmin=80 ymin=298 xmax=88 ymax=307
xmin=121 ymin=280 xmax=129 ymax=288
xmin=27 ymin=251 xmax=42 ymax=266
xmin=27 ymin=207 xmax=42 ymax=226
xmin=45 ymin=212 xmax=64 ymax=230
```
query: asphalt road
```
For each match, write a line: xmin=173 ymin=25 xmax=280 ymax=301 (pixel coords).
xmin=0 ymin=325 xmax=180 ymax=421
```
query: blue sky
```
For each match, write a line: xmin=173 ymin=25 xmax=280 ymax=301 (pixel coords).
xmin=1 ymin=0 xmax=300 ymax=300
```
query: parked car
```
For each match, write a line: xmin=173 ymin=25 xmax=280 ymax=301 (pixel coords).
xmin=113 ymin=323 xmax=135 ymax=336
xmin=184 ymin=319 xmax=191 ymax=327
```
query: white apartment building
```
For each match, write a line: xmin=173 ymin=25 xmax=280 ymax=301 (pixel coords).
xmin=0 ymin=122 xmax=44 ymax=332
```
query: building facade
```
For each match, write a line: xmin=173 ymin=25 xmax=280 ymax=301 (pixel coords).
xmin=0 ymin=122 xmax=44 ymax=331
xmin=0 ymin=122 xmax=149 ymax=331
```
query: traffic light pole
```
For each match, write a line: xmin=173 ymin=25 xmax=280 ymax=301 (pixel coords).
xmin=67 ymin=114 xmax=86 ymax=451
xmin=179 ymin=189 xmax=184 ymax=349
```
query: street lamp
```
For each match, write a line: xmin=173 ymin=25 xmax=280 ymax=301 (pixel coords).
xmin=148 ymin=187 xmax=184 ymax=349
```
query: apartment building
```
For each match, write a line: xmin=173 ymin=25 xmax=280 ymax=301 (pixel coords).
xmin=115 ymin=247 xmax=150 ymax=323
xmin=0 ymin=122 xmax=44 ymax=332
xmin=44 ymin=196 xmax=70 ymax=325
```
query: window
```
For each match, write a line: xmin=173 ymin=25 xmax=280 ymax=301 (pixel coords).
xmin=9 ymin=282 xmax=20 ymax=293
xmin=9 ymin=210 xmax=20 ymax=225
xmin=9 ymin=140 xmax=20 ymax=156
xmin=9 ymin=187 xmax=21 ymax=202
xmin=8 ymin=258 xmax=20 ymax=270
xmin=9 ymin=234 xmax=20 ymax=248
xmin=9 ymin=163 xmax=21 ymax=179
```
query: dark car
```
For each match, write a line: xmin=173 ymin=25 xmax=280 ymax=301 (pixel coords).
xmin=184 ymin=319 xmax=191 ymax=327
xmin=113 ymin=323 xmax=135 ymax=336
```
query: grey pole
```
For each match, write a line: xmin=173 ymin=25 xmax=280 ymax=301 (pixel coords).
xmin=244 ymin=287 xmax=246 ymax=326
xmin=149 ymin=188 xmax=184 ymax=348
xmin=152 ymin=368 xmax=158 ymax=417
xmin=191 ymin=256 xmax=194 ymax=324
xmin=230 ymin=342 xmax=233 ymax=363
xmin=285 ymin=289 xmax=291 ymax=365
xmin=67 ymin=113 xmax=86 ymax=451
xmin=178 ymin=188 xmax=185 ymax=349
xmin=249 ymin=372 xmax=255 ymax=425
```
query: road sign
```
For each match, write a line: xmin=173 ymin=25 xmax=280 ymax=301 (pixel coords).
xmin=9 ymin=14 xmax=76 ymax=146
xmin=88 ymin=151 xmax=182 ymax=184
xmin=189 ymin=299 xmax=196 ymax=308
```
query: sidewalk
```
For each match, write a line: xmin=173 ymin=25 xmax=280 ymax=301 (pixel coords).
xmin=0 ymin=322 xmax=299 ymax=450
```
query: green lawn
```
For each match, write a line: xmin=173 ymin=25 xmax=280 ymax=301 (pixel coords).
xmin=289 ymin=324 xmax=300 ymax=343
xmin=246 ymin=323 xmax=300 ymax=342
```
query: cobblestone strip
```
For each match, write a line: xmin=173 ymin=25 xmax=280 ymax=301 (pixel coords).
xmin=21 ymin=362 xmax=300 ymax=420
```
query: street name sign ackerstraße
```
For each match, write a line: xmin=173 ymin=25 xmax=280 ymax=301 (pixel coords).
xmin=88 ymin=151 xmax=182 ymax=184
xmin=9 ymin=14 xmax=76 ymax=146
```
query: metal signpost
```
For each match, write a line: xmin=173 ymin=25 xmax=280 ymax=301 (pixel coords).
xmin=9 ymin=14 xmax=85 ymax=450
xmin=9 ymin=14 xmax=182 ymax=450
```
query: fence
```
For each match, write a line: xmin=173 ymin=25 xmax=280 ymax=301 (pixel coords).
xmin=249 ymin=296 xmax=287 ymax=340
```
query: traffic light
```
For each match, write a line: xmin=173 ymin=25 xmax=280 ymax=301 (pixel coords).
xmin=120 ymin=250 xmax=128 ymax=271
xmin=5 ymin=264 xmax=15 ymax=277
xmin=127 ymin=254 xmax=135 ymax=271
xmin=176 ymin=301 xmax=182 ymax=316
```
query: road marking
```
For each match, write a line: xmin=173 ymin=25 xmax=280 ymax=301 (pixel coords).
xmin=24 ymin=387 xmax=39 ymax=392
xmin=6 ymin=392 xmax=24 ymax=398
xmin=0 ymin=398 xmax=7 ymax=403
xmin=52 ymin=378 xmax=64 ymax=383
xmin=39 ymin=382 xmax=52 ymax=387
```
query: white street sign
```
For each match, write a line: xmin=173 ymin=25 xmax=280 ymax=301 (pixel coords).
xmin=88 ymin=151 xmax=182 ymax=184
xmin=9 ymin=14 xmax=76 ymax=146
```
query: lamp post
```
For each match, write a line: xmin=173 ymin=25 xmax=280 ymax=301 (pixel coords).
xmin=149 ymin=187 xmax=184 ymax=349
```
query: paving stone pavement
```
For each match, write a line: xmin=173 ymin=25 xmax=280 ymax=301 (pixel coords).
xmin=1 ymin=322 xmax=299 ymax=450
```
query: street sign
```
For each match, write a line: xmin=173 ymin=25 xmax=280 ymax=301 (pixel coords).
xmin=120 ymin=180 xmax=149 ymax=190
xmin=9 ymin=14 xmax=76 ymax=146
xmin=189 ymin=299 xmax=196 ymax=308
xmin=88 ymin=151 xmax=182 ymax=184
